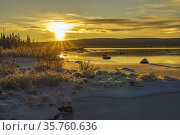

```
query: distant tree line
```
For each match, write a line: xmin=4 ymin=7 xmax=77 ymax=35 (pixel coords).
xmin=0 ymin=33 xmax=31 ymax=48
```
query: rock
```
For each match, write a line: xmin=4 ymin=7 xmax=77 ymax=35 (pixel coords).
xmin=102 ymin=56 xmax=111 ymax=60
xmin=75 ymin=61 xmax=81 ymax=64
xmin=140 ymin=58 xmax=149 ymax=64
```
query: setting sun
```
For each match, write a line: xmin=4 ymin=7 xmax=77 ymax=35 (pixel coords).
xmin=47 ymin=22 xmax=73 ymax=40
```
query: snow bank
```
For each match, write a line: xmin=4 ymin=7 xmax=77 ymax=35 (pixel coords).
xmin=0 ymin=58 xmax=179 ymax=120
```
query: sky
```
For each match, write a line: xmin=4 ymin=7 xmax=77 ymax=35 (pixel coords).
xmin=0 ymin=0 xmax=180 ymax=41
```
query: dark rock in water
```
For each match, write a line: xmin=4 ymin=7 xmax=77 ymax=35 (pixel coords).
xmin=75 ymin=61 xmax=81 ymax=64
xmin=140 ymin=58 xmax=149 ymax=64
xmin=103 ymin=56 xmax=111 ymax=60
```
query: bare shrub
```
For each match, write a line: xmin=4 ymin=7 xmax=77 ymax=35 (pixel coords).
xmin=79 ymin=60 xmax=99 ymax=73
xmin=34 ymin=58 xmax=64 ymax=72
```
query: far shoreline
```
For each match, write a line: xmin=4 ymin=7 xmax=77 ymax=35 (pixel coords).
xmin=85 ymin=47 xmax=180 ymax=49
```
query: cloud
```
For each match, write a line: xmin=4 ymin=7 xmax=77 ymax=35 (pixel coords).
xmin=0 ymin=12 xmax=180 ymax=40
xmin=0 ymin=23 xmax=27 ymax=31
xmin=79 ymin=17 xmax=180 ymax=30
xmin=145 ymin=0 xmax=180 ymax=11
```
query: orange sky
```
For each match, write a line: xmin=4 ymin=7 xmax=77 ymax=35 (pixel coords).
xmin=0 ymin=0 xmax=180 ymax=41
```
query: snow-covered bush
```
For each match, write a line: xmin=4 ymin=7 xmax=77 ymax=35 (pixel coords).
xmin=58 ymin=97 xmax=73 ymax=113
xmin=30 ymin=71 xmax=63 ymax=88
xmin=72 ymin=72 xmax=83 ymax=78
xmin=39 ymin=94 xmax=56 ymax=106
xmin=96 ymin=70 xmax=108 ymax=75
xmin=139 ymin=73 xmax=158 ymax=82
xmin=51 ymin=91 xmax=64 ymax=99
xmin=82 ymin=71 xmax=95 ymax=78
xmin=129 ymin=73 xmax=139 ymax=78
xmin=0 ymin=70 xmax=66 ymax=90
xmin=94 ymin=71 xmax=136 ymax=88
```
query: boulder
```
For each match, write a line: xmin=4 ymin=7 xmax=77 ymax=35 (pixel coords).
xmin=140 ymin=58 xmax=149 ymax=64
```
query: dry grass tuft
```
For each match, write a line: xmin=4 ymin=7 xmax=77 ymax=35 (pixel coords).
xmin=79 ymin=60 xmax=99 ymax=73
xmin=34 ymin=58 xmax=64 ymax=72
xmin=1 ymin=45 xmax=62 ymax=58
xmin=0 ymin=70 xmax=65 ymax=90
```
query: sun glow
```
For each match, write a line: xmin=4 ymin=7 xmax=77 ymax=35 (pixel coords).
xmin=47 ymin=22 xmax=73 ymax=41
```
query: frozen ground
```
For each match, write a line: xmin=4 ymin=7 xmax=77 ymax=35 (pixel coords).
xmin=71 ymin=78 xmax=180 ymax=120
xmin=0 ymin=57 xmax=180 ymax=120
xmin=72 ymin=92 xmax=180 ymax=120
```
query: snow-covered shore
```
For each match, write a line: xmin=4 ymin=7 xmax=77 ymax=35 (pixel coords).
xmin=0 ymin=57 xmax=180 ymax=120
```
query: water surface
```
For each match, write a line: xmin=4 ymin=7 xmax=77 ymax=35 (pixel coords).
xmin=64 ymin=48 xmax=180 ymax=64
